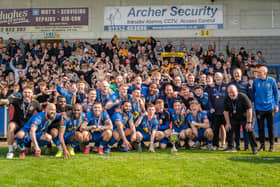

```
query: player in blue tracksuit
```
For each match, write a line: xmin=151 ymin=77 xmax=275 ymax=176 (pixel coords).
xmin=155 ymin=99 xmax=171 ymax=149
xmin=252 ymin=66 xmax=279 ymax=151
xmin=187 ymin=100 xmax=214 ymax=150
xmin=168 ymin=100 xmax=193 ymax=148
xmin=135 ymin=104 xmax=164 ymax=152
xmin=81 ymin=102 xmax=113 ymax=154
xmin=56 ymin=104 xmax=88 ymax=158
xmin=109 ymin=100 xmax=136 ymax=152
xmin=16 ymin=103 xmax=61 ymax=158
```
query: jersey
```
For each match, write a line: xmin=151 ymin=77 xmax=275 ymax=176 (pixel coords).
xmin=87 ymin=111 xmax=111 ymax=127
xmin=96 ymin=90 xmax=115 ymax=107
xmin=22 ymin=112 xmax=60 ymax=133
xmin=130 ymin=99 xmax=143 ymax=120
xmin=62 ymin=112 xmax=87 ymax=133
xmin=187 ymin=111 xmax=208 ymax=129
xmin=137 ymin=116 xmax=158 ymax=135
xmin=111 ymin=112 xmax=133 ymax=130
xmin=169 ymin=109 xmax=188 ymax=132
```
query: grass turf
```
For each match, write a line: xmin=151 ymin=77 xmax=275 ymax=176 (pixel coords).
xmin=0 ymin=147 xmax=280 ymax=187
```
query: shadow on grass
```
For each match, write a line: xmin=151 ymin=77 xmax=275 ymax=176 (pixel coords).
xmin=228 ymin=156 xmax=280 ymax=163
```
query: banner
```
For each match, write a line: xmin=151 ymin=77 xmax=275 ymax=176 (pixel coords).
xmin=161 ymin=52 xmax=185 ymax=58
xmin=104 ymin=5 xmax=223 ymax=31
xmin=0 ymin=7 xmax=89 ymax=32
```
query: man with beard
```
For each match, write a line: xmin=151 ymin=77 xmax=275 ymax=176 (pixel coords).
xmin=56 ymin=104 xmax=88 ymax=158
xmin=144 ymin=83 xmax=160 ymax=106
xmin=0 ymin=86 xmax=41 ymax=159
xmin=109 ymin=100 xmax=136 ymax=152
xmin=15 ymin=103 xmax=61 ymax=158
xmin=46 ymin=96 xmax=72 ymax=154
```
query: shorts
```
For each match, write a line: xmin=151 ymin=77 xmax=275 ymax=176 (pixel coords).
xmin=21 ymin=130 xmax=46 ymax=145
xmin=90 ymin=131 xmax=103 ymax=144
xmin=10 ymin=120 xmax=25 ymax=134
xmin=141 ymin=132 xmax=151 ymax=142
xmin=64 ymin=131 xmax=75 ymax=144
xmin=47 ymin=120 xmax=61 ymax=133
xmin=196 ymin=128 xmax=206 ymax=140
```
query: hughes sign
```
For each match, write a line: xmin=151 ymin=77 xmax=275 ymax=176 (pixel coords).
xmin=104 ymin=5 xmax=223 ymax=31
xmin=0 ymin=8 xmax=89 ymax=32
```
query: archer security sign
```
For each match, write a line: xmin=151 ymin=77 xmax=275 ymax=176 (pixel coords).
xmin=104 ymin=5 xmax=223 ymax=31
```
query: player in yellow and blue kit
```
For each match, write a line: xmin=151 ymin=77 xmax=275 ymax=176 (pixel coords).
xmin=187 ymin=100 xmax=214 ymax=150
xmin=110 ymin=100 xmax=136 ymax=152
xmin=16 ymin=103 xmax=61 ymax=158
xmin=168 ymin=100 xmax=193 ymax=149
xmin=56 ymin=104 xmax=88 ymax=158
xmin=135 ymin=104 xmax=165 ymax=152
xmin=81 ymin=102 xmax=113 ymax=154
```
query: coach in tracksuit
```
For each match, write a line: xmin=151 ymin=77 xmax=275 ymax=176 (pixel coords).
xmin=252 ymin=66 xmax=279 ymax=152
xmin=209 ymin=72 xmax=227 ymax=149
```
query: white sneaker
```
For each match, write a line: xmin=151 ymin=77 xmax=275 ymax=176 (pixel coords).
xmin=6 ymin=152 xmax=14 ymax=159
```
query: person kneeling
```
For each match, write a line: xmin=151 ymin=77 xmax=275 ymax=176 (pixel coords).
xmin=188 ymin=100 xmax=214 ymax=150
xmin=135 ymin=104 xmax=164 ymax=152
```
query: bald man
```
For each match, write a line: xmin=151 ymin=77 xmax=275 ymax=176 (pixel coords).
xmin=224 ymin=85 xmax=258 ymax=154
xmin=16 ymin=103 xmax=61 ymax=158
xmin=252 ymin=66 xmax=279 ymax=152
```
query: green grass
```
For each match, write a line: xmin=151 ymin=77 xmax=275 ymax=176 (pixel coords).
xmin=0 ymin=147 xmax=280 ymax=187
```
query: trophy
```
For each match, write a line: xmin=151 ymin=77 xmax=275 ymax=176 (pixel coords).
xmin=170 ymin=130 xmax=179 ymax=152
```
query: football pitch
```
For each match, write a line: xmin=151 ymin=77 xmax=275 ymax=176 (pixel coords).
xmin=0 ymin=147 xmax=280 ymax=187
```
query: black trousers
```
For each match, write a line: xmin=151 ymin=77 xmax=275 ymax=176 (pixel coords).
xmin=256 ymin=110 xmax=275 ymax=146
xmin=212 ymin=114 xmax=226 ymax=147
xmin=227 ymin=120 xmax=258 ymax=149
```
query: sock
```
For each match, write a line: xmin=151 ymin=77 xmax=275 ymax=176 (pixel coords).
xmin=8 ymin=145 xmax=13 ymax=152
xmin=84 ymin=141 xmax=90 ymax=147
xmin=100 ymin=138 xmax=108 ymax=148
xmin=15 ymin=137 xmax=25 ymax=150
xmin=108 ymin=137 xmax=118 ymax=147
xmin=58 ymin=144 xmax=63 ymax=151
xmin=70 ymin=140 xmax=80 ymax=148
xmin=52 ymin=136 xmax=60 ymax=146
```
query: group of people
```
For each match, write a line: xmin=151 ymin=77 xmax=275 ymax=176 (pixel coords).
xmin=0 ymin=36 xmax=278 ymax=159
